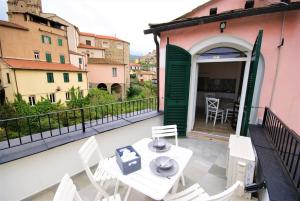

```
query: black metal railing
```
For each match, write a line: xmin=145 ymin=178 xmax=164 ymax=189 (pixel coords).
xmin=0 ymin=97 xmax=158 ymax=150
xmin=263 ymin=107 xmax=300 ymax=190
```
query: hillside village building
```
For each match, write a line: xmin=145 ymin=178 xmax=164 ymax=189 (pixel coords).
xmin=0 ymin=12 xmax=88 ymax=104
xmin=0 ymin=0 xmax=130 ymax=104
xmin=78 ymin=32 xmax=130 ymax=99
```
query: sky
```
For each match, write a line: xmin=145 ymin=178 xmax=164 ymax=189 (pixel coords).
xmin=0 ymin=0 xmax=209 ymax=56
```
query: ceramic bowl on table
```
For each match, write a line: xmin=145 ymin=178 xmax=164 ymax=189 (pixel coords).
xmin=149 ymin=156 xmax=179 ymax=178
xmin=154 ymin=156 xmax=173 ymax=170
xmin=148 ymin=139 xmax=171 ymax=153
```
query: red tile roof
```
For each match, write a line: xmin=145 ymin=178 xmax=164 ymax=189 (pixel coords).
xmin=129 ymin=63 xmax=141 ymax=67
xmin=69 ymin=50 xmax=84 ymax=56
xmin=78 ymin=43 xmax=105 ymax=50
xmin=0 ymin=20 xmax=29 ymax=31
xmin=80 ymin=32 xmax=129 ymax=43
xmin=3 ymin=58 xmax=86 ymax=72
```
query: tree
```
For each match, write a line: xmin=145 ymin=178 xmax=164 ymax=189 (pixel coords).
xmin=86 ymin=88 xmax=116 ymax=106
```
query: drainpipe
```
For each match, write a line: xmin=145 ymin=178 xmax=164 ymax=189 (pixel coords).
xmin=13 ymin=69 xmax=19 ymax=95
xmin=0 ymin=40 xmax=3 ymax=58
xmin=269 ymin=12 xmax=285 ymax=108
xmin=154 ymin=33 xmax=160 ymax=112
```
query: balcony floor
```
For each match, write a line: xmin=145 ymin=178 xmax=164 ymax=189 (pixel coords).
xmin=24 ymin=137 xmax=249 ymax=201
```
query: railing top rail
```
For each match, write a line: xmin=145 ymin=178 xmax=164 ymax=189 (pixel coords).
xmin=0 ymin=97 xmax=157 ymax=122
xmin=264 ymin=107 xmax=300 ymax=142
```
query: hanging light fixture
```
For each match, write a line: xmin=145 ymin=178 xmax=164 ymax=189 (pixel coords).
xmin=220 ymin=21 xmax=226 ymax=33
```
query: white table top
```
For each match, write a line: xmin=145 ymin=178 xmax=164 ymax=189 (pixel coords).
xmin=103 ymin=138 xmax=193 ymax=200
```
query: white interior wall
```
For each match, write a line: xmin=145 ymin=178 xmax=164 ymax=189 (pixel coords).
xmin=0 ymin=116 xmax=163 ymax=201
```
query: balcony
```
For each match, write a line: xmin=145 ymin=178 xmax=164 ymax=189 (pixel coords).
xmin=1 ymin=100 xmax=298 ymax=200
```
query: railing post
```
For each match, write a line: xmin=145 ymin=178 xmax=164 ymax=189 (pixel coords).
xmin=262 ymin=107 xmax=268 ymax=127
xmin=157 ymin=95 xmax=159 ymax=112
xmin=80 ymin=108 xmax=86 ymax=132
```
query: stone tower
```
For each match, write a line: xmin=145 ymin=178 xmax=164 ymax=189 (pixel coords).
xmin=7 ymin=0 xmax=42 ymax=14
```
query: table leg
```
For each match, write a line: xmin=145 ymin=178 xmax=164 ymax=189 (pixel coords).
xmin=124 ymin=186 xmax=131 ymax=201
xmin=114 ymin=179 xmax=120 ymax=195
xmin=171 ymin=178 xmax=180 ymax=194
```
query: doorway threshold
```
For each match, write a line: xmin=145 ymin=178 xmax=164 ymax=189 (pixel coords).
xmin=188 ymin=130 xmax=232 ymax=142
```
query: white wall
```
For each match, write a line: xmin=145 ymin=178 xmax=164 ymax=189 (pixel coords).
xmin=0 ymin=116 xmax=163 ymax=201
xmin=70 ymin=54 xmax=86 ymax=70
xmin=78 ymin=48 xmax=105 ymax=59
xmin=79 ymin=35 xmax=95 ymax=46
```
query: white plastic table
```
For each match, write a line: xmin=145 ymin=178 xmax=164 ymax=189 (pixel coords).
xmin=103 ymin=138 xmax=193 ymax=201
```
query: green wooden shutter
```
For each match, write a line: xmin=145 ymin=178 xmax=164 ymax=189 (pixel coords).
xmin=164 ymin=44 xmax=191 ymax=136
xmin=60 ymin=55 xmax=65 ymax=64
xmin=46 ymin=53 xmax=52 ymax=62
xmin=47 ymin=72 xmax=54 ymax=83
xmin=49 ymin=36 xmax=52 ymax=44
xmin=63 ymin=73 xmax=69 ymax=83
xmin=41 ymin=35 xmax=45 ymax=43
xmin=79 ymin=58 xmax=82 ymax=64
xmin=240 ymin=30 xmax=263 ymax=136
xmin=78 ymin=73 xmax=82 ymax=82
xmin=58 ymin=39 xmax=63 ymax=46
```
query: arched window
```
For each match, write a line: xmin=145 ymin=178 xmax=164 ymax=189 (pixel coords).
xmin=198 ymin=47 xmax=247 ymax=60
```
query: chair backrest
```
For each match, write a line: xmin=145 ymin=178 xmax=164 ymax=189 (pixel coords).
xmin=206 ymin=181 xmax=241 ymax=201
xmin=53 ymin=174 xmax=83 ymax=201
xmin=206 ymin=97 xmax=220 ymax=111
xmin=78 ymin=136 xmax=109 ymax=197
xmin=152 ymin=125 xmax=178 ymax=146
xmin=78 ymin=136 xmax=104 ymax=165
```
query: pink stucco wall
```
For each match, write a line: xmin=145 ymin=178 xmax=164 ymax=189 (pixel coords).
xmin=158 ymin=1 xmax=300 ymax=133
xmin=88 ymin=64 xmax=125 ymax=84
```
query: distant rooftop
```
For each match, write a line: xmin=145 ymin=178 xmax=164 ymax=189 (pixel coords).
xmin=80 ymin=32 xmax=129 ymax=44
xmin=0 ymin=20 xmax=29 ymax=31
xmin=78 ymin=43 xmax=105 ymax=50
xmin=3 ymin=58 xmax=86 ymax=72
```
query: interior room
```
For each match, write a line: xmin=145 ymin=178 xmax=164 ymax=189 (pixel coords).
xmin=193 ymin=61 xmax=245 ymax=135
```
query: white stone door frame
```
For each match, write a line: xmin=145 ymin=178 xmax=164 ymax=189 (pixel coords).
xmin=187 ymin=35 xmax=256 ymax=135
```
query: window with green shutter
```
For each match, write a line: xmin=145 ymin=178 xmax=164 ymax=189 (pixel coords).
xmin=58 ymin=38 xmax=63 ymax=46
xmin=60 ymin=55 xmax=65 ymax=64
xmin=42 ymin=35 xmax=52 ymax=44
xmin=63 ymin=73 xmax=69 ymax=83
xmin=78 ymin=73 xmax=83 ymax=82
xmin=47 ymin=72 xmax=54 ymax=83
xmin=79 ymin=58 xmax=82 ymax=64
xmin=46 ymin=53 xmax=52 ymax=62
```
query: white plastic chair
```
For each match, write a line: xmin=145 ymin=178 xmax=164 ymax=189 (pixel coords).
xmin=78 ymin=136 xmax=119 ymax=199
xmin=205 ymin=97 xmax=224 ymax=126
xmin=224 ymin=108 xmax=234 ymax=123
xmin=152 ymin=125 xmax=178 ymax=146
xmin=53 ymin=174 xmax=121 ymax=201
xmin=152 ymin=125 xmax=185 ymax=187
xmin=163 ymin=181 xmax=241 ymax=201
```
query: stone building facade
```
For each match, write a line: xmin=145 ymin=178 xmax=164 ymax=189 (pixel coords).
xmin=79 ymin=32 xmax=130 ymax=99
xmin=7 ymin=0 xmax=42 ymax=15
xmin=0 ymin=12 xmax=88 ymax=104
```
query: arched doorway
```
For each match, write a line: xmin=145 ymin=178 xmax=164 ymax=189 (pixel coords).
xmin=97 ymin=83 xmax=107 ymax=91
xmin=187 ymin=35 xmax=265 ymax=135
xmin=111 ymin=83 xmax=122 ymax=98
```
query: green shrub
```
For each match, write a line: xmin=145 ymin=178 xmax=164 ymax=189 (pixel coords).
xmin=66 ymin=87 xmax=87 ymax=108
xmin=0 ymin=103 xmax=16 ymax=119
xmin=86 ymin=88 xmax=116 ymax=106
xmin=13 ymin=93 xmax=35 ymax=116
xmin=127 ymin=85 xmax=143 ymax=98
xmin=127 ymin=81 xmax=157 ymax=100
xmin=34 ymin=97 xmax=64 ymax=114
